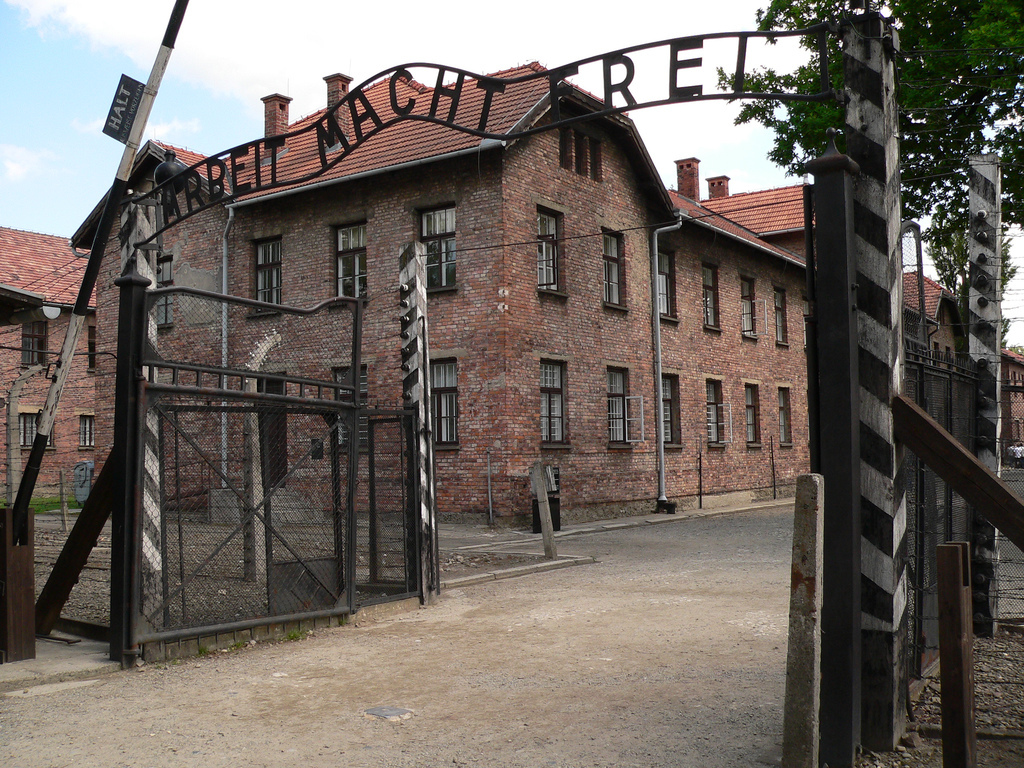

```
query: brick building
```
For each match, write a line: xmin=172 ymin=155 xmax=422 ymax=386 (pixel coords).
xmin=0 ymin=226 xmax=97 ymax=502
xmin=75 ymin=64 xmax=811 ymax=524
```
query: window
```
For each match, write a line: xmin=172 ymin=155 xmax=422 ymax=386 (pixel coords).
xmin=256 ymin=239 xmax=282 ymax=304
xmin=87 ymin=324 xmax=97 ymax=370
xmin=559 ymin=128 xmax=574 ymax=171
xmin=431 ymin=360 xmax=458 ymax=445
xmin=574 ymin=131 xmax=589 ymax=177
xmin=603 ymin=232 xmax=624 ymax=306
xmin=337 ymin=223 xmax=367 ymax=298
xmin=537 ymin=210 xmax=561 ymax=291
xmin=608 ymin=368 xmax=628 ymax=443
xmin=334 ymin=365 xmax=368 ymax=447
xmin=21 ymin=321 xmax=47 ymax=365
xmin=702 ymin=264 xmax=719 ymax=328
xmin=745 ymin=384 xmax=761 ymax=445
xmin=19 ymin=413 xmax=53 ymax=448
xmin=155 ymin=253 xmax=173 ymax=325
xmin=540 ymin=361 xmax=566 ymax=443
xmin=706 ymin=379 xmax=729 ymax=445
xmin=779 ymin=387 xmax=793 ymax=445
xmin=657 ymin=251 xmax=675 ymax=317
xmin=79 ymin=414 xmax=95 ymax=448
xmin=740 ymin=277 xmax=756 ymax=336
xmin=661 ymin=374 xmax=680 ymax=444
xmin=607 ymin=368 xmax=642 ymax=443
xmin=775 ymin=288 xmax=789 ymax=345
xmin=421 ymin=207 xmax=457 ymax=289
xmin=589 ymin=138 xmax=603 ymax=182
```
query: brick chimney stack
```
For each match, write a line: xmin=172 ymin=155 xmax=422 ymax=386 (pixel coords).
xmin=261 ymin=93 xmax=292 ymax=137
xmin=675 ymin=158 xmax=700 ymax=200
xmin=325 ymin=73 xmax=353 ymax=108
xmin=707 ymin=175 xmax=730 ymax=199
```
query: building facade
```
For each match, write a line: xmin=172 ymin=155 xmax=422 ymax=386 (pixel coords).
xmin=77 ymin=64 xmax=811 ymax=524
xmin=0 ymin=227 xmax=97 ymax=503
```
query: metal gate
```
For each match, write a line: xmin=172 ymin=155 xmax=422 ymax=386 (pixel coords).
xmin=902 ymin=339 xmax=976 ymax=677
xmin=995 ymin=381 xmax=1024 ymax=626
xmin=123 ymin=283 xmax=421 ymax=648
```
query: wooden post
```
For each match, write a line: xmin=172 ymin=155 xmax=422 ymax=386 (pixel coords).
xmin=0 ymin=506 xmax=34 ymax=662
xmin=937 ymin=542 xmax=977 ymax=767
xmin=782 ymin=474 xmax=824 ymax=768
xmin=530 ymin=462 xmax=557 ymax=560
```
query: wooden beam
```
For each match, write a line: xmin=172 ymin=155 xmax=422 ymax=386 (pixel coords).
xmin=892 ymin=394 xmax=1024 ymax=552
xmin=34 ymin=457 xmax=115 ymax=636
xmin=937 ymin=542 xmax=977 ymax=767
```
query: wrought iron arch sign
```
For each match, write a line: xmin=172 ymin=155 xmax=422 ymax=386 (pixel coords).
xmin=138 ymin=23 xmax=838 ymax=241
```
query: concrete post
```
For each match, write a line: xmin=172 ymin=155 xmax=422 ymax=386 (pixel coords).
xmin=782 ymin=473 xmax=824 ymax=768
xmin=843 ymin=9 xmax=908 ymax=751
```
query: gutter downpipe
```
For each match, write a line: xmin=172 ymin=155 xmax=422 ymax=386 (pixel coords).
xmin=651 ymin=212 xmax=684 ymax=510
xmin=221 ymin=206 xmax=234 ymax=485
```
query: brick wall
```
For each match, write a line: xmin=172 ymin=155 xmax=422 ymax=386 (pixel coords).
xmin=93 ymin=122 xmax=809 ymax=525
xmin=0 ymin=311 xmax=98 ymax=503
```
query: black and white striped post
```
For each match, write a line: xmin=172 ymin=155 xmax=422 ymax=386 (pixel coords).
xmin=399 ymin=243 xmax=439 ymax=601
xmin=843 ymin=7 xmax=908 ymax=756
xmin=968 ymin=153 xmax=1002 ymax=637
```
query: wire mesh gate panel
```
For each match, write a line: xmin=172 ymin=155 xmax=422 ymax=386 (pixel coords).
xmin=130 ymin=287 xmax=420 ymax=646
xmin=997 ymin=382 xmax=1024 ymax=625
xmin=902 ymin=341 xmax=977 ymax=678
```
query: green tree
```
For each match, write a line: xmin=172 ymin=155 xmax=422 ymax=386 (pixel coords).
xmin=928 ymin=217 xmax=1017 ymax=347
xmin=725 ymin=0 xmax=1024 ymax=232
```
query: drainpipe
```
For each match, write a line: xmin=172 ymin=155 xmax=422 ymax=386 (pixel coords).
xmin=650 ymin=212 xmax=684 ymax=509
xmin=221 ymin=207 xmax=234 ymax=485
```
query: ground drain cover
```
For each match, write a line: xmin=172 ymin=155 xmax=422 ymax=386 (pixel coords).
xmin=364 ymin=706 xmax=413 ymax=721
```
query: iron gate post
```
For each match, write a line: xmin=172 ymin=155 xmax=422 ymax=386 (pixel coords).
xmin=806 ymin=130 xmax=862 ymax=766
xmin=111 ymin=235 xmax=153 ymax=664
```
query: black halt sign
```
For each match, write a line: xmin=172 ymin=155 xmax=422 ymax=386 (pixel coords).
xmin=103 ymin=74 xmax=145 ymax=144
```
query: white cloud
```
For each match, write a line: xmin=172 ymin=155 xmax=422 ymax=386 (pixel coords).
xmin=0 ymin=144 xmax=56 ymax=181
xmin=70 ymin=116 xmax=105 ymax=134
xmin=145 ymin=117 xmax=201 ymax=142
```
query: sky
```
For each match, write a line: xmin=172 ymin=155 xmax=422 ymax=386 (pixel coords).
xmin=2 ymin=0 xmax=1022 ymax=343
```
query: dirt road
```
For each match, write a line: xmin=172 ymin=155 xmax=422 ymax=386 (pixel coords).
xmin=2 ymin=505 xmax=792 ymax=767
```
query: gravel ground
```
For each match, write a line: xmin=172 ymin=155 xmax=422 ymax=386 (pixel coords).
xmin=25 ymin=510 xmax=1024 ymax=766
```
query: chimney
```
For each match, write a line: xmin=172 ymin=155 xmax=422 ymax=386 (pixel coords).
xmin=261 ymin=93 xmax=292 ymax=137
xmin=675 ymin=158 xmax=700 ymax=200
xmin=325 ymin=73 xmax=353 ymax=108
xmin=707 ymin=175 xmax=730 ymax=199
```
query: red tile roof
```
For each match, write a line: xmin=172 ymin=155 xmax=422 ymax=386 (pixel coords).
xmin=903 ymin=271 xmax=955 ymax=321
xmin=700 ymin=184 xmax=806 ymax=236
xmin=667 ymin=189 xmax=804 ymax=266
xmin=237 ymin=63 xmax=553 ymax=203
xmin=0 ymin=226 xmax=89 ymax=307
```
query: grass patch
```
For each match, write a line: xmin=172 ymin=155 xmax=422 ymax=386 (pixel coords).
xmin=30 ymin=497 xmax=72 ymax=514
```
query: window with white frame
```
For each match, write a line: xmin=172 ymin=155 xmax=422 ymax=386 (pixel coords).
xmin=79 ymin=414 xmax=95 ymax=448
xmin=608 ymin=368 xmax=628 ymax=443
xmin=421 ymin=207 xmax=456 ymax=289
xmin=334 ymin=365 xmax=368 ymax=447
xmin=337 ymin=223 xmax=367 ymax=298
xmin=537 ymin=210 xmax=561 ymax=291
xmin=706 ymin=379 xmax=729 ymax=444
xmin=603 ymin=232 xmax=624 ymax=306
xmin=540 ymin=360 xmax=566 ymax=443
xmin=774 ymin=287 xmax=788 ymax=345
xmin=19 ymin=412 xmax=53 ymax=448
xmin=741 ymin=276 xmax=756 ymax=336
xmin=658 ymin=251 xmax=675 ymax=317
xmin=779 ymin=387 xmax=793 ymax=445
xmin=661 ymin=374 xmax=680 ymax=444
xmin=431 ymin=359 xmax=458 ymax=445
xmin=256 ymin=239 xmax=282 ymax=304
xmin=744 ymin=384 xmax=761 ymax=445
xmin=702 ymin=264 xmax=719 ymax=328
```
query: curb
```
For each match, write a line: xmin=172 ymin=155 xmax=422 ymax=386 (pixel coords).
xmin=440 ymin=555 xmax=596 ymax=589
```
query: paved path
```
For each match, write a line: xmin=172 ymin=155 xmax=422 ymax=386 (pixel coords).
xmin=2 ymin=501 xmax=794 ymax=767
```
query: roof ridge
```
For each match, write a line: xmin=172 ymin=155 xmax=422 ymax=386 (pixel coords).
xmin=701 ymin=183 xmax=805 ymax=203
